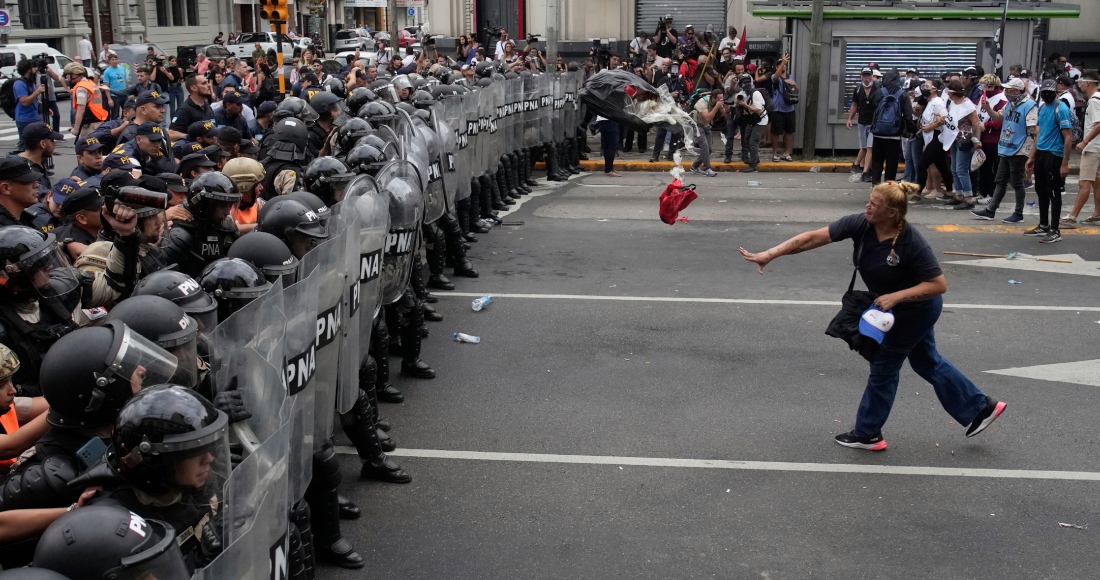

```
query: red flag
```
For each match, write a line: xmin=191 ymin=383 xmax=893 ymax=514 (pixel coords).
xmin=734 ymin=26 xmax=748 ymax=58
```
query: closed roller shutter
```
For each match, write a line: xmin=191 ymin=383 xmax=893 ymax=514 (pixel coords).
xmin=841 ymin=41 xmax=979 ymax=108
xmin=635 ymin=0 xmax=727 ymax=36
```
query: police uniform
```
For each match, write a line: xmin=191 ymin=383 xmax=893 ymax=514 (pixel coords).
xmin=104 ymin=123 xmax=177 ymax=175
xmin=117 ymin=91 xmax=174 ymax=162
xmin=213 ymin=90 xmax=254 ymax=139
xmin=0 ymin=157 xmax=44 ymax=226
xmin=169 ymin=97 xmax=215 ymax=135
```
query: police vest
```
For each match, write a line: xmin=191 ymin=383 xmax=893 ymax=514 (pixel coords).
xmin=72 ymin=79 xmax=108 ymax=123
xmin=0 ymin=302 xmax=77 ymax=396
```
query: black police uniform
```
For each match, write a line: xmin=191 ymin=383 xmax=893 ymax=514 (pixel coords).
xmin=170 ymin=98 xmax=215 ymax=135
xmin=70 ymin=164 xmax=99 ymax=181
xmin=24 ymin=202 xmax=63 ymax=234
xmin=105 ymin=140 xmax=177 ymax=175
xmin=97 ymin=487 xmax=217 ymax=572
xmin=173 ymin=139 xmax=207 ymax=159
xmin=0 ymin=159 xmax=45 ymax=227
xmin=213 ymin=108 xmax=253 ymax=140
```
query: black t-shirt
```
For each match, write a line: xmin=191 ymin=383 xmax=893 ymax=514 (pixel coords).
xmin=170 ymin=97 xmax=214 ymax=134
xmin=828 ymin=214 xmax=942 ymax=306
xmin=165 ymin=66 xmax=183 ymax=87
xmin=654 ymin=28 xmax=679 ymax=58
xmin=853 ymin=84 xmax=883 ymax=126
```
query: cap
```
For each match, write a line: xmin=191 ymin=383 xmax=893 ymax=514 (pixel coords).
xmin=906 ymin=68 xmax=917 ymax=74
xmin=1056 ymin=74 xmax=1073 ymax=86
xmin=22 ymin=122 xmax=64 ymax=145
xmin=963 ymin=66 xmax=979 ymax=78
xmin=135 ymin=122 xmax=166 ymax=141
xmin=302 ymin=73 xmax=319 ymax=84
xmin=239 ymin=142 xmax=260 ymax=156
xmin=177 ymin=152 xmax=216 ymax=176
xmin=156 ymin=172 xmax=188 ymax=193
xmin=861 ymin=67 xmax=873 ymax=75
xmin=51 ymin=177 xmax=84 ymax=204
xmin=63 ymin=62 xmax=87 ymax=77
xmin=135 ymin=90 xmax=169 ymax=106
xmin=1018 ymin=69 xmax=1031 ymax=78
xmin=1003 ymin=78 xmax=1026 ymax=91
xmin=75 ymin=135 xmax=106 ymax=154
xmin=123 ymin=96 xmax=138 ymax=110
xmin=0 ymin=157 xmax=44 ymax=183
xmin=872 ymin=69 xmax=883 ymax=78
xmin=200 ymin=144 xmax=231 ymax=160
xmin=218 ymin=126 xmax=242 ymax=144
xmin=222 ymin=157 xmax=265 ymax=190
xmin=188 ymin=120 xmax=218 ymax=140
xmin=1040 ymin=79 xmax=1058 ymax=93
xmin=101 ymin=153 xmax=137 ymax=172
xmin=61 ymin=187 xmax=104 ymax=216
xmin=222 ymin=90 xmax=249 ymax=104
xmin=858 ymin=307 xmax=895 ymax=345
xmin=257 ymin=101 xmax=277 ymax=115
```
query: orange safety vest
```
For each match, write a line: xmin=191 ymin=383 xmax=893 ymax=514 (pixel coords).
xmin=0 ymin=405 xmax=19 ymax=468
xmin=232 ymin=202 xmax=259 ymax=225
xmin=72 ymin=79 xmax=108 ymax=122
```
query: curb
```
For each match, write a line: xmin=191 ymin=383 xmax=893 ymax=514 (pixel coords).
xmin=535 ymin=161 xmax=1083 ymax=175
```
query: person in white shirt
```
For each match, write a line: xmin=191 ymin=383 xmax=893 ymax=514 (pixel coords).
xmin=629 ymin=32 xmax=651 ymax=57
xmin=494 ymin=30 xmax=511 ymax=60
xmin=401 ymin=47 xmax=416 ymax=67
xmin=1062 ymin=70 xmax=1100 ymax=227
xmin=718 ymin=26 xmax=740 ymax=52
xmin=98 ymin=43 xmax=116 ymax=70
xmin=1055 ymin=75 xmax=1076 ymax=110
xmin=77 ymin=35 xmax=95 ymax=68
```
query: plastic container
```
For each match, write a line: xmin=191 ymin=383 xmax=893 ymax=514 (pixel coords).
xmin=471 ymin=296 xmax=492 ymax=311
xmin=453 ymin=332 xmax=481 ymax=344
xmin=747 ymin=181 xmax=762 ymax=186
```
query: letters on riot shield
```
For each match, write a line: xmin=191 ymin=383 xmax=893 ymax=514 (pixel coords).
xmin=299 ymin=226 xmax=347 ymax=451
xmin=281 ymin=266 xmax=319 ymax=503
xmin=524 ymin=75 xmax=540 ymax=149
xmin=374 ymin=160 xmax=424 ymax=305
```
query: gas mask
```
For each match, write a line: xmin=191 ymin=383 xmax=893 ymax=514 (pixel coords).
xmin=1040 ymin=91 xmax=1056 ymax=104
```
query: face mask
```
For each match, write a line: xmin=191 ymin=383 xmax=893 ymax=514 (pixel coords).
xmin=861 ymin=80 xmax=873 ymax=88
xmin=1009 ymin=91 xmax=1026 ymax=104
xmin=1041 ymin=92 xmax=1055 ymax=104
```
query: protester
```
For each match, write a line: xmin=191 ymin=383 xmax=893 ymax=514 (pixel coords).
xmin=736 ymin=73 xmax=768 ymax=172
xmin=940 ymin=80 xmax=983 ymax=210
xmin=971 ymin=77 xmax=1037 ymax=224
xmin=102 ymin=53 xmax=129 ymax=119
xmin=1062 ymin=71 xmax=1100 ymax=227
xmin=848 ymin=67 xmax=880 ymax=182
xmin=1025 ymin=79 xmax=1074 ymax=243
xmin=770 ymin=54 xmax=797 ymax=162
xmin=977 ymin=74 xmax=1008 ymax=203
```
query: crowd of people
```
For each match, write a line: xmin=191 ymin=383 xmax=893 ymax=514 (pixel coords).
xmin=852 ymin=58 xmax=1099 ymax=246
xmin=0 ymin=35 xmax=588 ymax=578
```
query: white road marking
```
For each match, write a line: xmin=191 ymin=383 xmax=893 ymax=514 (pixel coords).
xmin=985 ymin=359 xmax=1100 ymax=387
xmin=946 ymin=254 xmax=1100 ymax=277
xmin=494 ymin=179 xmax=571 ymax=219
xmin=335 ymin=447 xmax=1100 ymax=481
xmin=0 ymin=128 xmax=72 ymax=142
xmin=438 ymin=292 xmax=1100 ymax=312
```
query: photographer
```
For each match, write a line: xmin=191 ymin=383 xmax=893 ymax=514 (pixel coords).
xmin=722 ymin=59 xmax=747 ymax=162
xmin=689 ymin=88 xmax=723 ymax=176
xmin=34 ymin=54 xmax=64 ymax=131
xmin=12 ymin=59 xmax=45 ymax=153
xmin=522 ymin=43 xmax=546 ymax=72
xmin=629 ymin=31 xmax=651 ymax=58
xmin=654 ymin=15 xmax=679 ymax=60
xmin=734 ymin=73 xmax=767 ymax=172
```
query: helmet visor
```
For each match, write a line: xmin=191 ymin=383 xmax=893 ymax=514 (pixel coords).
xmin=1 ymin=237 xmax=70 ymax=296
xmin=188 ymin=304 xmax=219 ymax=338
xmin=166 ymin=335 xmax=199 ymax=389
xmin=108 ymin=520 xmax=192 ymax=580
xmin=106 ymin=322 xmax=180 ymax=393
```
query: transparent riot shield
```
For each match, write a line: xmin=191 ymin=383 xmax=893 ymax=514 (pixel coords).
xmin=415 ymin=119 xmax=446 ymax=223
xmin=333 ymin=200 xmax=360 ymax=415
xmin=464 ymin=89 xmax=482 ymax=181
xmin=281 ymin=266 xmax=318 ymax=503
xmin=539 ymin=73 xmax=553 ymax=144
xmin=374 ymin=160 xmax=424 ymax=305
xmin=524 ymin=74 xmax=539 ymax=149
xmin=346 ymin=175 xmax=388 ymax=354
xmin=299 ymin=223 xmax=347 ymax=452
xmin=489 ymin=82 xmax=504 ymax=172
xmin=435 ymin=102 xmax=460 ymax=212
xmin=552 ymin=73 xmax=564 ymax=143
xmin=568 ymin=71 xmax=580 ymax=141
xmin=443 ymin=95 xmax=469 ymax=203
xmin=397 ymin=109 xmax=443 ymax=224
xmin=510 ymin=77 xmax=523 ymax=155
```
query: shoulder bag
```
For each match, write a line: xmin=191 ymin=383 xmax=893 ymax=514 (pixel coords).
xmin=824 ymin=223 xmax=880 ymax=362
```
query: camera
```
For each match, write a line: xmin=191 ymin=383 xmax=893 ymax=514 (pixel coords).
xmin=526 ymin=34 xmax=539 ymax=44
xmin=32 ymin=53 xmax=54 ymax=72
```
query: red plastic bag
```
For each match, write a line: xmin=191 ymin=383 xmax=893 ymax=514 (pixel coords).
xmin=659 ymin=179 xmax=698 ymax=225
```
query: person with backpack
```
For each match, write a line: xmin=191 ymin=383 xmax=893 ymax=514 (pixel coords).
xmin=733 ymin=73 xmax=768 ymax=172
xmin=847 ymin=67 xmax=882 ymax=183
xmin=867 ymin=70 xmax=914 ymax=185
xmin=7 ymin=60 xmax=45 ymax=154
xmin=1024 ymin=79 xmax=1075 ymax=244
xmin=770 ymin=54 xmax=798 ymax=162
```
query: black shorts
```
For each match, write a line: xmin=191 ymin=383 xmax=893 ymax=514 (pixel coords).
xmin=770 ymin=110 xmax=796 ymax=135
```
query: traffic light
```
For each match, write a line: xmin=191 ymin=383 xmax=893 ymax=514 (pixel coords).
xmin=260 ymin=0 xmax=288 ymax=21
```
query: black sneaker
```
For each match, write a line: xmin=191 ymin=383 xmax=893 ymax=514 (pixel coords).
xmin=953 ymin=202 xmax=976 ymax=210
xmin=1023 ymin=225 xmax=1049 ymax=237
xmin=834 ymin=430 xmax=887 ymax=451
xmin=965 ymin=397 xmax=1007 ymax=437
xmin=860 ymin=173 xmax=872 ymax=183
xmin=1039 ymin=230 xmax=1062 ymax=244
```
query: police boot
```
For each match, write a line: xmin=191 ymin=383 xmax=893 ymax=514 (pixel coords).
xmin=511 ymin=152 xmax=531 ymax=194
xmin=500 ymin=155 xmax=521 ymax=198
xmin=497 ymin=170 xmax=516 ymax=204
xmin=422 ymin=224 xmax=454 ymax=292
xmin=569 ymin=138 xmax=585 ymax=172
xmin=370 ymin=315 xmax=404 ymax=403
xmin=455 ymin=198 xmax=478 ymax=242
xmin=341 ymin=391 xmax=394 ymax=466
xmin=307 ymin=445 xmax=365 ymax=569
xmin=288 ymin=520 xmax=310 ymax=580
xmin=478 ymin=174 xmax=502 ymax=214
xmin=486 ymin=172 xmax=509 ymax=210
xmin=397 ymin=293 xmax=436 ymax=379
xmin=506 ymin=152 xmax=527 ymax=195
xmin=522 ymin=148 xmax=539 ymax=187
xmin=546 ymin=143 xmax=567 ymax=181
xmin=290 ymin=502 xmax=316 ymax=580
xmin=468 ymin=179 xmax=490 ymax=231
xmin=337 ymin=495 xmax=361 ymax=519
xmin=559 ymin=141 xmax=578 ymax=175
xmin=358 ymin=357 xmax=396 ymax=451
xmin=441 ymin=212 xmax=479 ymax=278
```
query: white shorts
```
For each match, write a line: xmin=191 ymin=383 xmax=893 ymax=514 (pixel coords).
xmin=858 ymin=124 xmax=874 ymax=149
xmin=1080 ymin=151 xmax=1100 ymax=182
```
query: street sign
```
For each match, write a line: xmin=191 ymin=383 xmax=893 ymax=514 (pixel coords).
xmin=0 ymin=26 xmax=10 ymax=35
xmin=407 ymin=7 xmax=416 ymax=16
xmin=0 ymin=11 xmax=10 ymax=27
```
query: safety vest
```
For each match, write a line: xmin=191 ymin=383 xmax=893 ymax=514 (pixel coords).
xmin=0 ymin=405 xmax=19 ymax=467
xmin=232 ymin=202 xmax=259 ymax=226
xmin=72 ymin=79 xmax=108 ymax=123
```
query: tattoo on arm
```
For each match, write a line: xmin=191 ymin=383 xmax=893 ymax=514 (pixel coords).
xmin=901 ymin=293 xmax=931 ymax=302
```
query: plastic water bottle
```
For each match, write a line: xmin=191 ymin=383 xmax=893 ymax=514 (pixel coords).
xmin=471 ymin=296 xmax=492 ymax=311
xmin=453 ymin=332 xmax=481 ymax=344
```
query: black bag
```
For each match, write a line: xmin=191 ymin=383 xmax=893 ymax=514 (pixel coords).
xmin=0 ymin=78 xmax=18 ymax=119
xmin=825 ymin=224 xmax=880 ymax=362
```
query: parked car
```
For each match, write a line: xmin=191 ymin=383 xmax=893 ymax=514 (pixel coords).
xmin=333 ymin=30 xmax=373 ymax=53
xmin=0 ymin=44 xmax=78 ymax=97
xmin=106 ymin=43 xmax=168 ymax=87
xmin=176 ymin=44 xmax=233 ymax=74
xmin=228 ymin=32 xmax=313 ymax=64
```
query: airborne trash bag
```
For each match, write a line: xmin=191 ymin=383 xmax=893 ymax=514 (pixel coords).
xmin=659 ymin=178 xmax=698 ymax=225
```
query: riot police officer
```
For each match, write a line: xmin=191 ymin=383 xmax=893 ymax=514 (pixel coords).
xmin=160 ymin=172 xmax=241 ymax=278
xmin=260 ymin=119 xmax=311 ymax=200
xmin=256 ymin=197 xmax=328 ymax=259
xmin=308 ymin=91 xmax=343 ymax=154
xmin=132 ymin=269 xmax=219 ymax=335
xmin=225 ymin=230 xmax=300 ymax=286
xmin=302 ymin=157 xmax=356 ymax=207
xmin=196 ymin=257 xmax=274 ymax=324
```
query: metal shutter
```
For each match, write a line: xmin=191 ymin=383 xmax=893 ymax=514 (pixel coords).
xmin=841 ymin=41 xmax=979 ymax=108
xmin=635 ymin=0 xmax=727 ymax=36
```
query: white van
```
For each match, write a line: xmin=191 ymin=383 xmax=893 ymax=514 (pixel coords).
xmin=0 ymin=44 xmax=78 ymax=98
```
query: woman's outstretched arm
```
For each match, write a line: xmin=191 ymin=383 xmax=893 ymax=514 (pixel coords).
xmin=739 ymin=226 xmax=833 ymax=274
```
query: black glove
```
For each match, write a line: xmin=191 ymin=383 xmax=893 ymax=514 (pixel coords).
xmin=213 ymin=382 xmax=252 ymax=424
xmin=197 ymin=511 xmax=224 ymax=567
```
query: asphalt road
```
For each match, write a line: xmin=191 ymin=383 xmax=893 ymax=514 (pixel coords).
xmin=322 ymin=168 xmax=1100 ymax=580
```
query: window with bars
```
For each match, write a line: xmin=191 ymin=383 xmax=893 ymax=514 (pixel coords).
xmin=155 ymin=0 xmax=200 ymax=27
xmin=18 ymin=0 xmax=60 ymax=29
xmin=840 ymin=41 xmax=979 ymax=111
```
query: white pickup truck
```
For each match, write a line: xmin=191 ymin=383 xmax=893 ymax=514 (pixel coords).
xmin=227 ymin=32 xmax=313 ymax=63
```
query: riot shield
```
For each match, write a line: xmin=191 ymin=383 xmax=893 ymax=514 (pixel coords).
xmin=300 ymin=225 xmax=346 ymax=451
xmin=397 ymin=109 xmax=443 ymax=224
xmin=374 ymin=160 xmax=424 ymax=305
xmin=552 ymin=73 xmax=564 ymax=143
xmin=346 ymin=175 xmax=389 ymax=351
xmin=334 ymin=200 xmax=360 ymax=415
xmin=280 ymin=268 xmax=318 ymax=503
xmin=415 ymin=117 xmax=446 ymax=223
xmin=477 ymin=87 xmax=492 ymax=174
xmin=435 ymin=101 xmax=460 ymax=212
xmin=464 ymin=89 xmax=482 ymax=180
xmin=510 ymin=77 xmax=523 ymax=155
xmin=568 ymin=71 xmax=581 ymax=141
xmin=539 ymin=73 xmax=553 ymax=144
xmin=489 ymin=81 xmax=503 ymax=172
xmin=443 ymin=94 xmax=469 ymax=203
xmin=524 ymin=74 xmax=539 ymax=149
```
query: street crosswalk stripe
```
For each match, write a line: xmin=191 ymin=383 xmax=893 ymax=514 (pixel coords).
xmin=0 ymin=129 xmax=71 ymax=142
xmin=334 ymin=447 xmax=1100 ymax=482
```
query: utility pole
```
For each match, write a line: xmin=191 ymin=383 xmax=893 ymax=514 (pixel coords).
xmin=389 ymin=0 xmax=399 ymax=69
xmin=801 ymin=0 xmax=824 ymax=160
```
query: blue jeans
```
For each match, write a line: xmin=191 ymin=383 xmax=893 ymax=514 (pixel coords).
xmin=15 ymin=119 xmax=36 ymax=152
xmin=903 ymin=137 xmax=923 ymax=183
xmin=168 ymin=86 xmax=185 ymax=120
xmin=950 ymin=141 xmax=974 ymax=196
xmin=854 ymin=295 xmax=988 ymax=437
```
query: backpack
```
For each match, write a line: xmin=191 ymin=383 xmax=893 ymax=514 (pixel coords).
xmin=1059 ymin=94 xmax=1084 ymax=144
xmin=779 ymin=77 xmax=799 ymax=105
xmin=871 ymin=87 xmax=905 ymax=137
xmin=0 ymin=78 xmax=17 ymax=119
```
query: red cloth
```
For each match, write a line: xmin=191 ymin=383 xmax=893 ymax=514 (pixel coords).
xmin=659 ymin=179 xmax=698 ymax=225
xmin=734 ymin=26 xmax=747 ymax=58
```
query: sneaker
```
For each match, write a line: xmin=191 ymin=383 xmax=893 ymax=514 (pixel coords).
xmin=850 ymin=163 xmax=862 ymax=173
xmin=1023 ymin=225 xmax=1049 ymax=237
xmin=782 ymin=155 xmax=794 ymax=162
xmin=1001 ymin=213 xmax=1024 ymax=224
xmin=723 ymin=157 xmax=732 ymax=164
xmin=689 ymin=166 xmax=701 ymax=174
xmin=1039 ymin=230 xmax=1062 ymax=244
xmin=953 ymin=201 xmax=976 ymax=210
xmin=966 ymin=397 xmax=1007 ymax=437
xmin=971 ymin=208 xmax=996 ymax=220
xmin=1023 ymin=180 xmax=1034 ymax=189
xmin=702 ymin=169 xmax=717 ymax=177
xmin=943 ymin=197 xmax=963 ymax=206
xmin=908 ymin=194 xmax=923 ymax=203
xmin=834 ymin=430 xmax=887 ymax=451
xmin=1082 ymin=215 xmax=1100 ymax=224
xmin=743 ymin=166 xmax=758 ymax=173
xmin=1059 ymin=215 xmax=1078 ymax=229
xmin=860 ymin=173 xmax=872 ymax=183
xmin=975 ymin=195 xmax=993 ymax=205
xmin=648 ymin=157 xmax=659 ymax=163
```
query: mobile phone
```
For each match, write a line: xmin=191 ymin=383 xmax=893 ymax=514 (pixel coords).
xmin=76 ymin=437 xmax=109 ymax=469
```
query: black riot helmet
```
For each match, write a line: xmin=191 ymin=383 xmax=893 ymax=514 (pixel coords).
xmin=360 ymin=100 xmax=396 ymax=127
xmin=33 ymin=504 xmax=190 ymax=580
xmin=40 ymin=321 xmax=180 ymax=428
xmin=391 ymin=74 xmax=414 ymax=93
xmin=226 ymin=231 xmax=300 ymax=285
xmin=475 ymin=60 xmax=497 ymax=78
xmin=303 ymin=156 xmax=356 ymax=205
xmin=0 ymin=227 xmax=70 ymax=301
xmin=476 ymin=77 xmax=494 ymax=88
xmin=344 ymin=143 xmax=388 ymax=175
xmin=267 ymin=117 xmax=311 ymax=162
xmin=504 ymin=71 xmax=520 ymax=80
xmin=309 ymin=90 xmax=343 ymax=120
xmin=337 ymin=117 xmax=374 ymax=153
xmin=103 ymin=296 xmax=200 ymax=389
xmin=322 ymin=76 xmax=348 ymax=99
xmin=186 ymin=171 xmax=242 ymax=225
xmin=256 ymin=198 xmax=329 ymax=259
xmin=132 ymin=270 xmax=219 ymax=335
xmin=108 ymin=384 xmax=228 ymax=496
xmin=347 ymin=87 xmax=379 ymax=112
xmin=283 ymin=190 xmax=332 ymax=226
xmin=274 ymin=96 xmax=320 ymax=123
xmin=394 ymin=101 xmax=418 ymax=117
xmin=197 ymin=258 xmax=274 ymax=322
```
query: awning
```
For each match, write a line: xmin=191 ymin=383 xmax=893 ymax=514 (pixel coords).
xmin=750 ymin=1 xmax=1080 ymax=19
